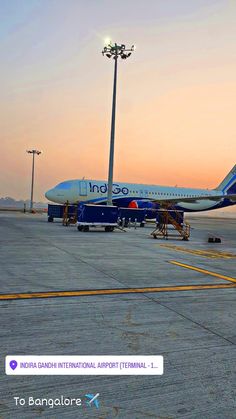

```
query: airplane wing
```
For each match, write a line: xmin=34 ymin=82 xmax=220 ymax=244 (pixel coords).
xmin=151 ymin=193 xmax=236 ymax=205
xmin=94 ymin=399 xmax=99 ymax=409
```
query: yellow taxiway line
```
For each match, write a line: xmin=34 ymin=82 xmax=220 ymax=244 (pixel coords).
xmin=0 ymin=284 xmax=235 ymax=301
xmin=169 ymin=261 xmax=236 ymax=283
xmin=160 ymin=244 xmax=236 ymax=259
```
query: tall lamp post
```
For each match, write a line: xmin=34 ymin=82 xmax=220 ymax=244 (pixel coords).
xmin=26 ymin=149 xmax=42 ymax=211
xmin=102 ymin=41 xmax=135 ymax=205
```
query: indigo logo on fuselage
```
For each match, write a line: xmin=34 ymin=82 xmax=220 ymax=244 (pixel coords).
xmin=89 ymin=182 xmax=129 ymax=195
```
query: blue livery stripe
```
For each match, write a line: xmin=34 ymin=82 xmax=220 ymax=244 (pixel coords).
xmin=222 ymin=174 xmax=236 ymax=193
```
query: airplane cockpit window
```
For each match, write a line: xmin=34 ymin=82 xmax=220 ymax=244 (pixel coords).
xmin=56 ymin=181 xmax=73 ymax=190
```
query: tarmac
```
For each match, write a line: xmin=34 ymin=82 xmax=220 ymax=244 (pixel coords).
xmin=0 ymin=212 xmax=235 ymax=418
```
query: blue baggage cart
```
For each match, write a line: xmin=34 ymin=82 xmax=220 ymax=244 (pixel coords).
xmin=118 ymin=207 xmax=146 ymax=227
xmin=77 ymin=204 xmax=118 ymax=231
xmin=48 ymin=204 xmax=77 ymax=222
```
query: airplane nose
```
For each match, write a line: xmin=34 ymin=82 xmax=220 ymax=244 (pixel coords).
xmin=45 ymin=189 xmax=54 ymax=201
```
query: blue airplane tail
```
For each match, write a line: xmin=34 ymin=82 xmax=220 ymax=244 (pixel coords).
xmin=215 ymin=164 xmax=236 ymax=194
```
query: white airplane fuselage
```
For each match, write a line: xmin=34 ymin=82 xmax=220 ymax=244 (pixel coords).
xmin=45 ymin=174 xmax=236 ymax=213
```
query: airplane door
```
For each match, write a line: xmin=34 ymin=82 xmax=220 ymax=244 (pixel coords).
xmin=79 ymin=180 xmax=87 ymax=196
xmin=140 ymin=189 xmax=144 ymax=198
xmin=144 ymin=189 xmax=149 ymax=198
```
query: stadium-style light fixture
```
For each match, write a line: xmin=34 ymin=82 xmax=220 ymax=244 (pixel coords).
xmin=102 ymin=41 xmax=135 ymax=205
xmin=26 ymin=149 xmax=42 ymax=212
xmin=102 ymin=41 xmax=134 ymax=61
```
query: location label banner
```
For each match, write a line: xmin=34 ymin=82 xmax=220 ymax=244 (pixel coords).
xmin=6 ymin=355 xmax=163 ymax=375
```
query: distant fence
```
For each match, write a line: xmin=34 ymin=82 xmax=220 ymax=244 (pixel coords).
xmin=0 ymin=207 xmax=47 ymax=213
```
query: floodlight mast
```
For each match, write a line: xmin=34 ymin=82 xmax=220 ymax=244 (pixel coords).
xmin=102 ymin=42 xmax=135 ymax=205
xmin=26 ymin=149 xmax=41 ymax=211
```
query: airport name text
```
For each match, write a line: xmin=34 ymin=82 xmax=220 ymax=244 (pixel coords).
xmin=19 ymin=361 xmax=148 ymax=369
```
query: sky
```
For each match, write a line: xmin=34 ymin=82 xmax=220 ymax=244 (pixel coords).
xmin=1 ymin=0 xmax=236 ymax=205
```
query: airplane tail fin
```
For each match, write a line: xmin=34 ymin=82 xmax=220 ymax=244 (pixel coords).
xmin=215 ymin=164 xmax=236 ymax=194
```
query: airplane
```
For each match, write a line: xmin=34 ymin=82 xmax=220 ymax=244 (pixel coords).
xmin=85 ymin=393 xmax=100 ymax=409
xmin=45 ymin=164 xmax=236 ymax=213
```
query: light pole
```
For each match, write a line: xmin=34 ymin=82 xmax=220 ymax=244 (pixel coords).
xmin=102 ymin=41 xmax=135 ymax=205
xmin=26 ymin=149 xmax=41 ymax=212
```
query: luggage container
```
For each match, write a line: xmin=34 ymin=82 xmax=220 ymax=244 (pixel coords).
xmin=144 ymin=208 xmax=159 ymax=220
xmin=47 ymin=204 xmax=76 ymax=222
xmin=77 ymin=204 xmax=118 ymax=232
xmin=118 ymin=207 xmax=146 ymax=228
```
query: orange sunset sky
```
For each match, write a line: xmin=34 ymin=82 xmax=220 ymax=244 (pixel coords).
xmin=1 ymin=0 xmax=236 ymax=206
